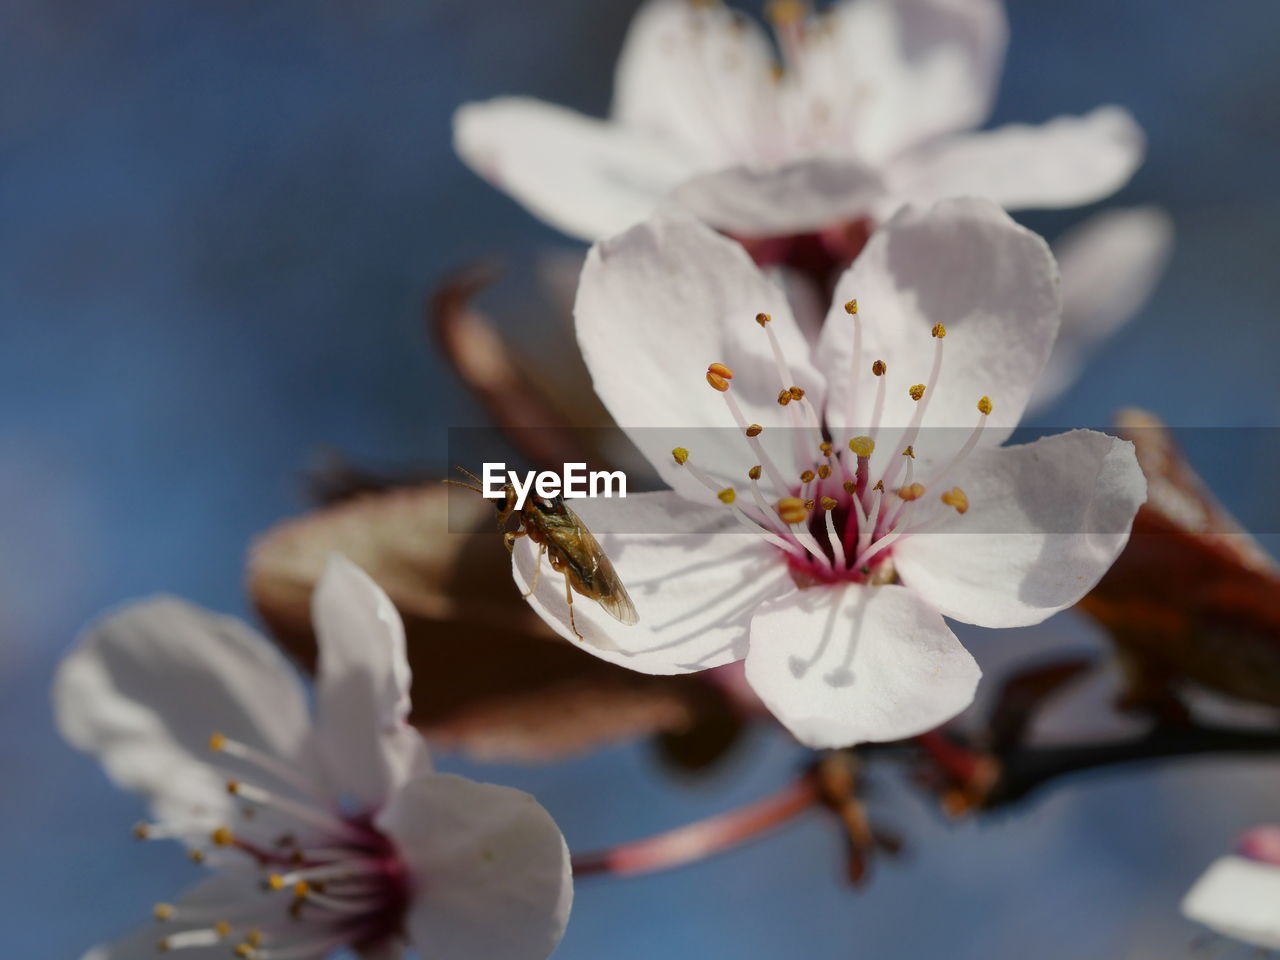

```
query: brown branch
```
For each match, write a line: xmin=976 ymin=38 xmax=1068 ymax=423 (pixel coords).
xmin=571 ymin=770 xmax=820 ymax=878
xmin=982 ymin=721 xmax=1280 ymax=810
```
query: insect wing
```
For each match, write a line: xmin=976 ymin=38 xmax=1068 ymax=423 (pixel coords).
xmin=535 ymin=501 xmax=639 ymax=625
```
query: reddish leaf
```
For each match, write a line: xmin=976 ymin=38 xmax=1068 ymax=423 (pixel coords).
xmin=1079 ymin=410 xmax=1280 ymax=709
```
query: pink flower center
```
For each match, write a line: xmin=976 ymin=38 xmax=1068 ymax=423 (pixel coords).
xmin=675 ymin=302 xmax=990 ymax=588
xmin=136 ymin=733 xmax=411 ymax=958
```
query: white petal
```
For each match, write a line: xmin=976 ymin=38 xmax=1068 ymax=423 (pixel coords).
xmin=893 ymin=430 xmax=1146 ymax=628
xmin=453 ymin=96 xmax=693 ymax=241
xmin=1030 ymin=207 xmax=1174 ymax=412
xmin=512 ymin=492 xmax=793 ymax=674
xmin=1182 ymin=856 xmax=1280 ymax=950
xmin=825 ymin=0 xmax=1008 ymax=161
xmin=312 ymin=554 xmax=430 ymax=812
xmin=668 ymin=157 xmax=886 ymax=236
xmin=53 ymin=598 xmax=309 ymax=831
xmin=378 ymin=773 xmax=572 ymax=960
xmin=819 ymin=197 xmax=1060 ymax=453
xmin=611 ymin=0 xmax=776 ymax=168
xmin=885 ymin=106 xmax=1145 ymax=211
xmin=744 ymin=583 xmax=980 ymax=747
xmin=575 ymin=213 xmax=825 ymax=500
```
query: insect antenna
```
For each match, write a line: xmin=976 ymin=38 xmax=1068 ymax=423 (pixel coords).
xmin=442 ymin=478 xmax=483 ymax=493
xmin=454 ymin=465 xmax=484 ymax=486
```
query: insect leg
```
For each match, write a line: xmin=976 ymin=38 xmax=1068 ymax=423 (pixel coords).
xmin=521 ymin=543 xmax=546 ymax=599
xmin=503 ymin=528 xmax=527 ymax=553
xmin=564 ymin=570 xmax=584 ymax=641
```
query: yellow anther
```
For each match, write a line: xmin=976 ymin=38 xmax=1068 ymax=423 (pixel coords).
xmin=292 ymin=881 xmax=310 ymax=898
xmin=941 ymin=487 xmax=970 ymax=515
xmin=708 ymin=362 xmax=733 ymax=380
xmin=843 ymin=480 xmax=856 ymax=494
xmin=819 ymin=441 xmax=833 ymax=455
xmin=777 ymin=497 xmax=807 ymax=524
xmin=821 ymin=497 xmax=838 ymax=511
xmin=844 ymin=299 xmax=859 ymax=315
xmin=189 ymin=849 xmax=206 ymax=864
xmin=266 ymin=874 xmax=285 ymax=891
xmin=214 ymin=921 xmax=232 ymax=939
xmin=706 ymin=366 xmax=732 ymax=392
xmin=909 ymin=384 xmax=926 ymax=401
xmin=225 ymin=779 xmax=240 ymax=795
xmin=133 ymin=822 xmax=152 ymax=840
xmin=153 ymin=903 xmax=174 ymax=922
xmin=208 ymin=731 xmax=226 ymax=753
xmin=800 ymin=469 xmax=815 ymax=483
xmin=158 ymin=938 xmax=173 ymax=953
xmin=776 ymin=389 xmax=792 ymax=406
xmin=245 ymin=929 xmax=263 ymax=947
xmin=233 ymin=945 xmax=255 ymax=959
xmin=745 ymin=423 xmax=763 ymax=437
xmin=672 ymin=447 xmax=689 ymax=465
xmin=932 ymin=322 xmax=947 ymax=338
xmin=755 ymin=312 xmax=772 ymax=326
xmin=748 ymin=465 xmax=762 ymax=480
xmin=977 ymin=396 xmax=993 ymax=416
xmin=211 ymin=827 xmax=234 ymax=847
xmin=871 ymin=360 xmax=887 ymax=377
xmin=817 ymin=464 xmax=831 ymax=479
xmin=897 ymin=483 xmax=925 ymax=502
xmin=849 ymin=436 xmax=875 ymax=458
xmin=717 ymin=488 xmax=737 ymax=504
xmin=902 ymin=445 xmax=915 ymax=459
xmin=788 ymin=385 xmax=805 ymax=400
xmin=803 ymin=498 xmax=815 ymax=510
xmin=872 ymin=479 xmax=885 ymax=492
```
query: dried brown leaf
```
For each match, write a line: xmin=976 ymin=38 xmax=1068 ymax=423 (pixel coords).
xmin=1079 ymin=410 xmax=1280 ymax=708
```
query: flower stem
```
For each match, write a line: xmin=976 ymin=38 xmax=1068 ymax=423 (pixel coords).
xmin=571 ymin=771 xmax=820 ymax=878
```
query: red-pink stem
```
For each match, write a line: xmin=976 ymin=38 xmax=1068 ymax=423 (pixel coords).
xmin=571 ymin=772 xmax=820 ymax=878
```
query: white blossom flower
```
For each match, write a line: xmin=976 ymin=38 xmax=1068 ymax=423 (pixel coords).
xmin=454 ymin=0 xmax=1143 ymax=242
xmin=1030 ymin=206 xmax=1174 ymax=413
xmin=1182 ymin=826 xmax=1280 ymax=950
xmin=55 ymin=555 xmax=572 ymax=960
xmin=508 ymin=198 xmax=1145 ymax=748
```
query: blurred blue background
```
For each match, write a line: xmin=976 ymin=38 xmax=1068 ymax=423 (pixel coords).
xmin=2 ymin=1 xmax=1278 ymax=957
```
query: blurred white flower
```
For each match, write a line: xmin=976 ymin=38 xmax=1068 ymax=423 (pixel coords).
xmin=510 ymin=198 xmax=1146 ymax=748
xmin=1031 ymin=206 xmax=1175 ymax=413
xmin=454 ymin=0 xmax=1143 ymax=241
xmin=1182 ymin=826 xmax=1280 ymax=950
xmin=55 ymin=555 xmax=572 ymax=960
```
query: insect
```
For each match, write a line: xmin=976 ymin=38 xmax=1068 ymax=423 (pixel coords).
xmin=446 ymin=468 xmax=639 ymax=640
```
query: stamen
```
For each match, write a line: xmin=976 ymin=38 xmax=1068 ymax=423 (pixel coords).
xmin=672 ymin=447 xmax=689 ymax=465
xmin=716 ymin=383 xmax=792 ymax=496
xmin=267 ymin=859 xmax=386 ymax=890
xmin=210 ymin=732 xmax=325 ymax=798
xmin=745 ymin=423 xmax=763 ymax=437
xmin=687 ymin=456 xmax=805 ymax=555
xmin=705 ymin=362 xmax=734 ymax=392
xmin=940 ymin=488 xmax=969 ymax=514
xmin=867 ymin=359 xmax=887 ymax=447
xmin=157 ymin=927 xmax=229 ymax=951
xmin=924 ymin=397 xmax=991 ymax=492
xmin=897 ymin=483 xmax=925 ymax=502
xmin=777 ymin=498 xmax=807 ymax=525
xmin=821 ymin=497 xmax=847 ymax=567
xmin=228 ymin=782 xmax=366 ymax=843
